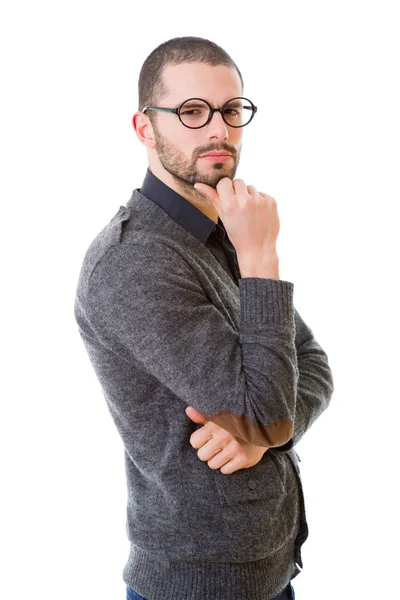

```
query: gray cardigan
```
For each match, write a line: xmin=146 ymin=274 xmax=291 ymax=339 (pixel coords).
xmin=74 ymin=183 xmax=334 ymax=600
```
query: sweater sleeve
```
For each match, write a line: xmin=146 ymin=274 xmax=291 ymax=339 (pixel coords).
xmin=272 ymin=308 xmax=334 ymax=453
xmin=85 ymin=240 xmax=299 ymax=449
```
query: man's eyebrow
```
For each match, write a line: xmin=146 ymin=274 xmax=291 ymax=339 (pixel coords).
xmin=225 ymin=100 xmax=242 ymax=108
xmin=173 ymin=98 xmax=243 ymax=110
xmin=181 ymin=99 xmax=243 ymax=108
xmin=178 ymin=100 xmax=207 ymax=108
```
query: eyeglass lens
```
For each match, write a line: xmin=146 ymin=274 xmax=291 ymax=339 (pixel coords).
xmin=179 ymin=98 xmax=254 ymax=128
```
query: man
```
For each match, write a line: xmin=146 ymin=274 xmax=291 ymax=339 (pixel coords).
xmin=74 ymin=36 xmax=334 ymax=600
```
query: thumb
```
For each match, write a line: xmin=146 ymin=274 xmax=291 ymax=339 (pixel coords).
xmin=185 ymin=406 xmax=209 ymax=425
xmin=194 ymin=182 xmax=219 ymax=203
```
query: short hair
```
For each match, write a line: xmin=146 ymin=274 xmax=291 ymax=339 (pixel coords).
xmin=138 ymin=36 xmax=244 ymax=125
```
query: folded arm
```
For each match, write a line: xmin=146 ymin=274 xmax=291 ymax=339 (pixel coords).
xmin=272 ymin=308 xmax=334 ymax=453
xmin=82 ymin=239 xmax=299 ymax=449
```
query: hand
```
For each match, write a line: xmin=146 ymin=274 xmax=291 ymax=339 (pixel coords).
xmin=194 ymin=177 xmax=280 ymax=260
xmin=185 ymin=406 xmax=268 ymax=474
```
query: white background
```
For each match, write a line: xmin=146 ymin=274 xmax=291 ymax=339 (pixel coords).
xmin=1 ymin=1 xmax=399 ymax=598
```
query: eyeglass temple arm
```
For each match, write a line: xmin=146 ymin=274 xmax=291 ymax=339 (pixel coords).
xmin=142 ymin=107 xmax=177 ymax=114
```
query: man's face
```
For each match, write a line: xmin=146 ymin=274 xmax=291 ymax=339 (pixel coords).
xmin=148 ymin=62 xmax=244 ymax=195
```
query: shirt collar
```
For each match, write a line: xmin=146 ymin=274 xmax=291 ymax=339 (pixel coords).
xmin=139 ymin=167 xmax=227 ymax=244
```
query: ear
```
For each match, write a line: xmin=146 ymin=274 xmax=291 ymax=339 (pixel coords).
xmin=132 ymin=112 xmax=156 ymax=150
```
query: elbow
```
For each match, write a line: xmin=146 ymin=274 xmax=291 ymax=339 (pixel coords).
xmin=208 ymin=411 xmax=294 ymax=448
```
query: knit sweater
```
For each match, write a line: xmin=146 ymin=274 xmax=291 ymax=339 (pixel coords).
xmin=74 ymin=168 xmax=334 ymax=600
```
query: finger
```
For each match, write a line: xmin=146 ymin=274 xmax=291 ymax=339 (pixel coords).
xmin=246 ymin=185 xmax=259 ymax=199
xmin=232 ymin=179 xmax=248 ymax=196
xmin=193 ymin=183 xmax=219 ymax=203
xmin=215 ymin=176 xmax=236 ymax=201
xmin=258 ymin=191 xmax=276 ymax=203
xmin=190 ymin=426 xmax=213 ymax=449
xmin=219 ymin=455 xmax=247 ymax=474
xmin=185 ymin=406 xmax=208 ymax=424
xmin=196 ymin=428 xmax=233 ymax=459
xmin=197 ymin=442 xmax=223 ymax=462
xmin=205 ymin=448 xmax=232 ymax=470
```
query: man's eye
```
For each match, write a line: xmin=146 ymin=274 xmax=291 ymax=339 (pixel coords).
xmin=182 ymin=109 xmax=204 ymax=116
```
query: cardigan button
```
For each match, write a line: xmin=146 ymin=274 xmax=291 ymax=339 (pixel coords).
xmin=248 ymin=479 xmax=257 ymax=490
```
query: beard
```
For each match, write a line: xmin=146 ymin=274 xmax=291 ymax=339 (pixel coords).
xmin=151 ymin=121 xmax=241 ymax=199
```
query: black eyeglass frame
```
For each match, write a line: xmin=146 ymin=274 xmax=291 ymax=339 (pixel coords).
xmin=141 ymin=96 xmax=257 ymax=129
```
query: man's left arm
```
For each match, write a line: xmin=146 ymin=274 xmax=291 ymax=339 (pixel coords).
xmin=187 ymin=307 xmax=334 ymax=471
xmin=273 ymin=307 xmax=335 ymax=453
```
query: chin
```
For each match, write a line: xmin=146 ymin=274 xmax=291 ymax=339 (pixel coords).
xmin=199 ymin=175 xmax=223 ymax=188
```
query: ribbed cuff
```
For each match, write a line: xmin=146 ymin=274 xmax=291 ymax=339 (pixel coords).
xmin=239 ymin=278 xmax=294 ymax=327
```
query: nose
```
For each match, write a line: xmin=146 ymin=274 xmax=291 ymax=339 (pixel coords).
xmin=207 ymin=110 xmax=229 ymax=140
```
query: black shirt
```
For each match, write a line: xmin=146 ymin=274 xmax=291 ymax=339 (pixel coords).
xmin=140 ymin=167 xmax=241 ymax=285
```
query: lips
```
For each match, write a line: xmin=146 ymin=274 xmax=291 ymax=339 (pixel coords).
xmin=201 ymin=152 xmax=232 ymax=158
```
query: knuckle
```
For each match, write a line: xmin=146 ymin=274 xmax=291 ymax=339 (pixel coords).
xmin=217 ymin=177 xmax=232 ymax=189
xmin=230 ymin=439 xmax=242 ymax=451
xmin=219 ymin=431 xmax=233 ymax=443
xmin=237 ymin=449 xmax=247 ymax=461
xmin=242 ymin=191 xmax=255 ymax=204
xmin=259 ymin=191 xmax=276 ymax=204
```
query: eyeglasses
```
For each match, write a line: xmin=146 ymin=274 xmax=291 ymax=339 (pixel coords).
xmin=142 ymin=97 xmax=257 ymax=129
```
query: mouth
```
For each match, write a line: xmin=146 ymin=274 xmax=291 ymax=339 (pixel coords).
xmin=199 ymin=153 xmax=232 ymax=162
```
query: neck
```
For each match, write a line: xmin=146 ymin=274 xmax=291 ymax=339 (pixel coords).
xmin=148 ymin=161 xmax=219 ymax=224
